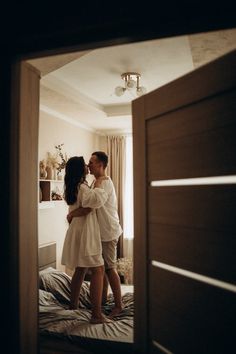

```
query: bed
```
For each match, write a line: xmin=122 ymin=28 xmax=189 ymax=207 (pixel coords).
xmin=38 ymin=243 xmax=134 ymax=354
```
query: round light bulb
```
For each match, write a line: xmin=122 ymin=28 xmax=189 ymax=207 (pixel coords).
xmin=115 ymin=86 xmax=125 ymax=96
xmin=136 ymin=86 xmax=147 ymax=96
xmin=127 ymin=79 xmax=136 ymax=89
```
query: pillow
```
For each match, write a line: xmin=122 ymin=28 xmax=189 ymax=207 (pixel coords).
xmin=39 ymin=267 xmax=91 ymax=308
xmin=39 ymin=288 xmax=61 ymax=307
xmin=39 ymin=267 xmax=71 ymax=304
xmin=38 ymin=267 xmax=57 ymax=288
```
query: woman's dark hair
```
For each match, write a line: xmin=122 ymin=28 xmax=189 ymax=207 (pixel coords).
xmin=64 ymin=156 xmax=86 ymax=205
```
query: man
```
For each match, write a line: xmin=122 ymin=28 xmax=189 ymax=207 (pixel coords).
xmin=67 ymin=151 xmax=123 ymax=317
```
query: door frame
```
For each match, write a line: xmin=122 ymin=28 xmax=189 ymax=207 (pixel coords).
xmin=9 ymin=27 xmax=236 ymax=354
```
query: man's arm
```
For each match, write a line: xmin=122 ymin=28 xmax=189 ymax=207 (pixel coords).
xmin=67 ymin=207 xmax=91 ymax=224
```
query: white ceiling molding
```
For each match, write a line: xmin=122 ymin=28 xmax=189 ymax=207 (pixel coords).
xmin=40 ymin=104 xmax=96 ymax=133
xmin=41 ymin=75 xmax=104 ymax=113
xmin=96 ymin=128 xmax=132 ymax=136
xmin=103 ymin=103 xmax=131 ymax=117
xmin=41 ymin=75 xmax=132 ymax=119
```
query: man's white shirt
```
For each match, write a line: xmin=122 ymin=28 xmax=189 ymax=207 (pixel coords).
xmin=81 ymin=176 xmax=122 ymax=242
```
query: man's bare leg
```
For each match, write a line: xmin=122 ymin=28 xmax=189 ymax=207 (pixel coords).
xmin=70 ymin=267 xmax=87 ymax=309
xmin=106 ymin=268 xmax=123 ymax=317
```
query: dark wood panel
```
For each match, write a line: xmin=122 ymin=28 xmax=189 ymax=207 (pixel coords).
xmin=149 ymin=266 xmax=236 ymax=354
xmin=40 ymin=181 xmax=50 ymax=201
xmin=149 ymin=223 xmax=236 ymax=284
xmin=149 ymin=341 xmax=171 ymax=354
xmin=148 ymin=185 xmax=236 ymax=283
xmin=148 ymin=185 xmax=236 ymax=230
xmin=132 ymin=96 xmax=149 ymax=352
xmin=147 ymin=89 xmax=236 ymax=180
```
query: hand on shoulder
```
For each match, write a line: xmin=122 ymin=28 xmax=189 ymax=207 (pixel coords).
xmin=94 ymin=176 xmax=109 ymax=188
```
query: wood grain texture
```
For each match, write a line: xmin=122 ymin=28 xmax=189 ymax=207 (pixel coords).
xmin=132 ymin=96 xmax=148 ymax=353
xmin=147 ymin=89 xmax=236 ymax=181
xmin=149 ymin=266 xmax=236 ymax=354
xmin=135 ymin=50 xmax=236 ymax=354
xmin=148 ymin=184 xmax=236 ymax=283
xmin=18 ymin=61 xmax=40 ymax=354
xmin=40 ymin=181 xmax=51 ymax=201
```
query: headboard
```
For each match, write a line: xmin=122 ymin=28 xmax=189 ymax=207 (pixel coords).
xmin=38 ymin=242 xmax=56 ymax=271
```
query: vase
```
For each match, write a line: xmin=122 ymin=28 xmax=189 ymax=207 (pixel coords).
xmin=40 ymin=169 xmax=47 ymax=179
xmin=57 ymin=171 xmax=63 ymax=180
xmin=46 ymin=166 xmax=53 ymax=180
xmin=53 ymin=168 xmax=57 ymax=180
xmin=39 ymin=164 xmax=47 ymax=179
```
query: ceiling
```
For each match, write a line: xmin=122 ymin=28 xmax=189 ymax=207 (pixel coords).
xmin=29 ymin=28 xmax=236 ymax=135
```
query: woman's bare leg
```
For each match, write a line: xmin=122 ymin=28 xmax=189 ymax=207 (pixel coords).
xmin=70 ymin=267 xmax=87 ymax=309
xmin=102 ymin=273 xmax=109 ymax=305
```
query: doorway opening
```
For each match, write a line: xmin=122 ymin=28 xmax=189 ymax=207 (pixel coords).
xmin=19 ymin=28 xmax=235 ymax=354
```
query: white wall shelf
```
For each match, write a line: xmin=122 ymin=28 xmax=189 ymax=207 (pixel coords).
xmin=39 ymin=179 xmax=64 ymax=206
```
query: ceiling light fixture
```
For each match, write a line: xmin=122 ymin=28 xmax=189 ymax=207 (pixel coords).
xmin=115 ymin=72 xmax=147 ymax=97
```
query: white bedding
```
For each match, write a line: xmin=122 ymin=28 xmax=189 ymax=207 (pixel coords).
xmin=39 ymin=268 xmax=134 ymax=354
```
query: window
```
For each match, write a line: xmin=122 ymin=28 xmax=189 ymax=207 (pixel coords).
xmin=123 ymin=135 xmax=134 ymax=239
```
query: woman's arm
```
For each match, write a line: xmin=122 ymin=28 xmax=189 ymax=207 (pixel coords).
xmin=81 ymin=181 xmax=109 ymax=209
xmin=67 ymin=207 xmax=91 ymax=224
xmin=67 ymin=179 xmax=109 ymax=223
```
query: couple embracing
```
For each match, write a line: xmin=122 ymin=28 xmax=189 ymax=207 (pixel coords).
xmin=61 ymin=151 xmax=123 ymax=324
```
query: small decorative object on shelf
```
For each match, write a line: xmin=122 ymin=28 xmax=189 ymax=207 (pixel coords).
xmin=57 ymin=171 xmax=63 ymax=180
xmin=51 ymin=187 xmax=63 ymax=200
xmin=116 ymin=257 xmax=133 ymax=285
xmin=46 ymin=152 xmax=59 ymax=180
xmin=45 ymin=165 xmax=53 ymax=180
xmin=39 ymin=160 xmax=47 ymax=179
xmin=38 ymin=144 xmax=68 ymax=208
xmin=39 ymin=179 xmax=64 ymax=206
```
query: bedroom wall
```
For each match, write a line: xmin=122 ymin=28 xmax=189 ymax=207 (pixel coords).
xmin=38 ymin=110 xmax=104 ymax=270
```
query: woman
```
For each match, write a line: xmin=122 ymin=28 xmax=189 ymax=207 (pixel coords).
xmin=61 ymin=156 xmax=109 ymax=324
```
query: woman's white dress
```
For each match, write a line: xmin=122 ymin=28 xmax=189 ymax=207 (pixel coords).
xmin=61 ymin=182 xmax=108 ymax=269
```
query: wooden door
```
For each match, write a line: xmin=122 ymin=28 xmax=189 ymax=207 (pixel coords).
xmin=132 ymin=49 xmax=236 ymax=354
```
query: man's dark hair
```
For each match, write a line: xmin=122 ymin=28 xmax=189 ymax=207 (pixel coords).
xmin=92 ymin=151 xmax=108 ymax=168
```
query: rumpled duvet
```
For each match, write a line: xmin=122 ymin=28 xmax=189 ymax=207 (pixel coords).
xmin=39 ymin=268 xmax=134 ymax=353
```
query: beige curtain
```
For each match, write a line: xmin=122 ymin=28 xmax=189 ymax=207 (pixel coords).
xmin=106 ymin=135 xmax=126 ymax=258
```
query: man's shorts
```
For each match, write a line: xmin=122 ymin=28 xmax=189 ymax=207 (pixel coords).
xmin=102 ymin=239 xmax=119 ymax=270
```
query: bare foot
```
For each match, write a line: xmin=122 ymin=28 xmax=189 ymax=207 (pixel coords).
xmin=108 ymin=306 xmax=123 ymax=318
xmin=90 ymin=314 xmax=112 ymax=324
